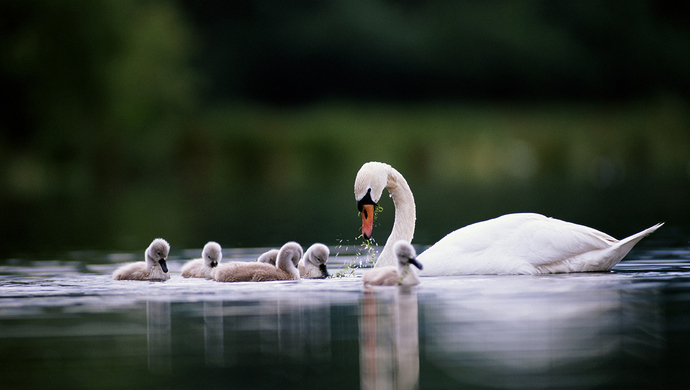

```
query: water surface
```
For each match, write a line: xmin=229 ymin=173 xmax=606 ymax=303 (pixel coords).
xmin=1 ymin=244 xmax=690 ymax=389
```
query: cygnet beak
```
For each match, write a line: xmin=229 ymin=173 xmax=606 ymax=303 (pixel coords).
xmin=210 ymin=261 xmax=218 ymax=268
xmin=409 ymin=258 xmax=423 ymax=270
xmin=159 ymin=259 xmax=169 ymax=273
xmin=319 ymin=263 xmax=329 ymax=278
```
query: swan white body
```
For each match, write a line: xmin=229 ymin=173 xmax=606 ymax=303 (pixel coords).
xmin=417 ymin=213 xmax=663 ymax=275
xmin=354 ymin=161 xmax=663 ymax=275
xmin=113 ymin=238 xmax=171 ymax=281
xmin=363 ymin=241 xmax=423 ymax=286
xmin=212 ymin=242 xmax=303 ymax=282
xmin=181 ymin=241 xmax=222 ymax=279
xmin=298 ymin=243 xmax=330 ymax=278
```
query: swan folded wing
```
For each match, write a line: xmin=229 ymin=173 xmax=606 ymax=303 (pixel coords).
xmin=113 ymin=262 xmax=168 ymax=280
xmin=113 ymin=262 xmax=144 ymax=280
xmin=363 ymin=267 xmax=399 ymax=286
xmin=460 ymin=213 xmax=616 ymax=270
xmin=417 ymin=213 xmax=620 ymax=275
xmin=181 ymin=259 xmax=204 ymax=278
xmin=518 ymin=218 xmax=617 ymax=272
xmin=416 ymin=214 xmax=537 ymax=274
xmin=213 ymin=261 xmax=285 ymax=282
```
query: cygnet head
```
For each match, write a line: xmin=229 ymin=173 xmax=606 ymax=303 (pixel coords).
xmin=275 ymin=241 xmax=303 ymax=280
xmin=305 ymin=243 xmax=330 ymax=278
xmin=146 ymin=238 xmax=170 ymax=273
xmin=257 ymin=249 xmax=279 ymax=265
xmin=278 ymin=242 xmax=304 ymax=268
xmin=202 ymin=241 xmax=222 ymax=268
xmin=394 ymin=240 xmax=422 ymax=271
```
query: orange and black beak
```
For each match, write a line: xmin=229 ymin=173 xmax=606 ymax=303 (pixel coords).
xmin=357 ymin=189 xmax=376 ymax=240
xmin=361 ymin=204 xmax=374 ymax=239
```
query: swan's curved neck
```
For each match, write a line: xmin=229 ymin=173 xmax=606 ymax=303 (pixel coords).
xmin=145 ymin=251 xmax=156 ymax=269
xmin=376 ymin=167 xmax=416 ymax=267
xmin=277 ymin=249 xmax=300 ymax=278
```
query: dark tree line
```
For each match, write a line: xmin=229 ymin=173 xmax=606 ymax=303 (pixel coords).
xmin=178 ymin=0 xmax=690 ymax=103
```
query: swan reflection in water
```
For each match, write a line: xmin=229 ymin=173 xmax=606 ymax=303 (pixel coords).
xmin=255 ymin=293 xmax=332 ymax=361
xmin=195 ymin=290 xmax=333 ymax=368
xmin=360 ymin=287 xmax=420 ymax=390
xmin=146 ymin=298 xmax=171 ymax=373
xmin=422 ymin=275 xmax=664 ymax=389
xmin=139 ymin=273 xmax=665 ymax=388
xmin=203 ymin=300 xmax=224 ymax=366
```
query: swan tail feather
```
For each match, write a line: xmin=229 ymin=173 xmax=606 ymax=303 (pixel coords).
xmin=609 ymin=222 xmax=664 ymax=268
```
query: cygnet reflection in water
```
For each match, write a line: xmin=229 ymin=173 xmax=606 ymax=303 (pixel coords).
xmin=360 ymin=288 xmax=420 ymax=390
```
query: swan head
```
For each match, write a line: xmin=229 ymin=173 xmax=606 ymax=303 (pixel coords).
xmin=257 ymin=249 xmax=279 ymax=265
xmin=354 ymin=162 xmax=390 ymax=239
xmin=305 ymin=243 xmax=330 ymax=278
xmin=202 ymin=241 xmax=222 ymax=268
xmin=278 ymin=241 xmax=304 ymax=268
xmin=146 ymin=238 xmax=170 ymax=273
xmin=394 ymin=240 xmax=422 ymax=271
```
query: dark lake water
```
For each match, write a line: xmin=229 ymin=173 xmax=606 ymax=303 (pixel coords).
xmin=1 ymin=240 xmax=690 ymax=390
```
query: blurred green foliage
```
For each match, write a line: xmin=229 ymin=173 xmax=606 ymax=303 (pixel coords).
xmin=0 ymin=0 xmax=689 ymax=257
xmin=179 ymin=0 xmax=690 ymax=101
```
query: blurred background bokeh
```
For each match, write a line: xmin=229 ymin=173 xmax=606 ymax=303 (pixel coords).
xmin=1 ymin=0 xmax=689 ymax=259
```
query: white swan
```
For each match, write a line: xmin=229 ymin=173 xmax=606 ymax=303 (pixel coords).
xmin=113 ymin=238 xmax=170 ymax=280
xmin=354 ymin=161 xmax=663 ymax=275
xmin=181 ymin=241 xmax=222 ymax=279
xmin=298 ymin=243 xmax=330 ymax=278
xmin=212 ymin=242 xmax=303 ymax=282
xmin=363 ymin=240 xmax=423 ymax=286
